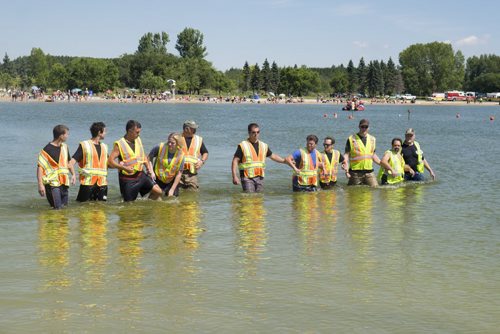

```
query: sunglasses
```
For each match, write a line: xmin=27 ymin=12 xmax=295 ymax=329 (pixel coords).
xmin=360 ymin=125 xmax=369 ymax=129
xmin=323 ymin=143 xmax=332 ymax=147
xmin=250 ymin=131 xmax=260 ymax=134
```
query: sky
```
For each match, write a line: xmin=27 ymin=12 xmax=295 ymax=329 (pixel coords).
xmin=1 ymin=0 xmax=498 ymax=71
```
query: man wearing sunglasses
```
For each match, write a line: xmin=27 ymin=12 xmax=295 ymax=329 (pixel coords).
xmin=343 ymin=119 xmax=380 ymax=187
xmin=232 ymin=123 xmax=286 ymax=192
xmin=319 ymin=136 xmax=347 ymax=189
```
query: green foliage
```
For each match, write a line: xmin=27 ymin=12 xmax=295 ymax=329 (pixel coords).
xmin=250 ymin=63 xmax=261 ymax=92
xmin=137 ymin=32 xmax=169 ymax=54
xmin=139 ymin=70 xmax=166 ymax=92
xmin=67 ymin=57 xmax=119 ymax=92
xmin=241 ymin=61 xmax=250 ymax=92
xmin=329 ymin=66 xmax=348 ymax=94
xmin=279 ymin=66 xmax=320 ymax=96
xmin=175 ymin=28 xmax=207 ymax=59
xmin=464 ymin=54 xmax=500 ymax=91
xmin=346 ymin=60 xmax=358 ymax=93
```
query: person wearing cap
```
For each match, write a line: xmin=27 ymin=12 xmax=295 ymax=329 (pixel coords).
xmin=378 ymin=137 xmax=406 ymax=185
xmin=285 ymin=134 xmax=324 ymax=192
xmin=179 ymin=120 xmax=208 ymax=190
xmin=343 ymin=119 xmax=381 ymax=187
xmin=231 ymin=123 xmax=286 ymax=193
xmin=148 ymin=133 xmax=185 ymax=197
xmin=319 ymin=136 xmax=347 ymax=189
xmin=402 ymin=128 xmax=436 ymax=181
xmin=108 ymin=120 xmax=163 ymax=201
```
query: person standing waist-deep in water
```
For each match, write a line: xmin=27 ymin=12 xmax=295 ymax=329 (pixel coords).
xmin=179 ymin=120 xmax=208 ymax=191
xmin=401 ymin=128 xmax=436 ymax=181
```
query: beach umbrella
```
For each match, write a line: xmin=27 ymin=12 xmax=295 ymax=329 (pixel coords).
xmin=71 ymin=88 xmax=82 ymax=93
xmin=278 ymin=93 xmax=286 ymax=98
xmin=253 ymin=94 xmax=260 ymax=99
xmin=268 ymin=92 xmax=275 ymax=97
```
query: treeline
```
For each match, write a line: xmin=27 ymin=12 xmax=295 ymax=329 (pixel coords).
xmin=1 ymin=29 xmax=499 ymax=97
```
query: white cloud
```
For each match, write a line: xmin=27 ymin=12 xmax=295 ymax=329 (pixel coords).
xmin=353 ymin=41 xmax=368 ymax=48
xmin=455 ymin=35 xmax=490 ymax=46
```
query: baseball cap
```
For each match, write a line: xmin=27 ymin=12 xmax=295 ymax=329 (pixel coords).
xmin=183 ymin=120 xmax=199 ymax=129
xmin=405 ymin=128 xmax=415 ymax=135
xmin=359 ymin=119 xmax=370 ymax=126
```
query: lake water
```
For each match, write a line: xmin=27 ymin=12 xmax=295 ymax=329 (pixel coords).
xmin=0 ymin=101 xmax=499 ymax=332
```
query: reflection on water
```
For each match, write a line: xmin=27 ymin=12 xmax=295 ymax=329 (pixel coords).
xmin=116 ymin=205 xmax=147 ymax=283
xmin=78 ymin=205 xmax=108 ymax=289
xmin=344 ymin=188 xmax=375 ymax=273
xmin=38 ymin=210 xmax=71 ymax=290
xmin=292 ymin=192 xmax=321 ymax=255
xmin=231 ymin=194 xmax=267 ymax=276
xmin=151 ymin=198 xmax=204 ymax=275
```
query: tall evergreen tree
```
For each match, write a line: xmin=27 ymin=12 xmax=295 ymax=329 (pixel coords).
xmin=270 ymin=61 xmax=280 ymax=93
xmin=346 ymin=60 xmax=358 ymax=93
xmin=261 ymin=58 xmax=271 ymax=93
xmin=241 ymin=61 xmax=250 ymax=92
xmin=384 ymin=57 xmax=398 ymax=95
xmin=357 ymin=57 xmax=367 ymax=95
xmin=250 ymin=63 xmax=261 ymax=92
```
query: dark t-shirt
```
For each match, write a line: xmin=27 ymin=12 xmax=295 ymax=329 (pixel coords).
xmin=148 ymin=145 xmax=185 ymax=172
xmin=402 ymin=143 xmax=424 ymax=172
xmin=324 ymin=151 xmax=345 ymax=164
xmin=72 ymin=143 xmax=102 ymax=162
xmin=184 ymin=136 xmax=208 ymax=155
xmin=42 ymin=143 xmax=70 ymax=163
xmin=234 ymin=141 xmax=273 ymax=177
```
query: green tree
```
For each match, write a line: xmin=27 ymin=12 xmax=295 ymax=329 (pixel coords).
xmin=329 ymin=65 xmax=348 ymax=94
xmin=138 ymin=70 xmax=166 ymax=92
xmin=28 ymin=48 xmax=49 ymax=89
xmin=270 ymin=61 xmax=280 ymax=93
xmin=48 ymin=63 xmax=68 ymax=90
xmin=357 ymin=57 xmax=367 ymax=95
xmin=261 ymin=59 xmax=271 ymax=93
xmin=2 ymin=53 xmax=14 ymax=76
xmin=346 ymin=60 xmax=358 ymax=93
xmin=366 ymin=60 xmax=384 ymax=97
xmin=465 ymin=54 xmax=500 ymax=91
xmin=384 ymin=57 xmax=399 ymax=95
xmin=241 ymin=61 xmax=251 ymax=92
xmin=250 ymin=63 xmax=261 ymax=92
xmin=137 ymin=32 xmax=169 ymax=54
xmin=175 ymin=28 xmax=207 ymax=59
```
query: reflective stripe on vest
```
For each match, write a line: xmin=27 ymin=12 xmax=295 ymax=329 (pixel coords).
xmin=238 ymin=140 xmax=268 ymax=178
xmin=349 ymin=134 xmax=376 ymax=170
xmin=38 ymin=143 xmax=70 ymax=187
xmin=320 ymin=150 xmax=340 ymax=183
xmin=378 ymin=150 xmax=405 ymax=184
xmin=414 ymin=141 xmax=424 ymax=173
xmin=182 ymin=135 xmax=202 ymax=174
xmin=115 ymin=137 xmax=146 ymax=175
xmin=296 ymin=148 xmax=319 ymax=186
xmin=154 ymin=143 xmax=184 ymax=183
xmin=78 ymin=140 xmax=108 ymax=186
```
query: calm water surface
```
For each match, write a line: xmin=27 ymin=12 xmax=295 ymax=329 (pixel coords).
xmin=0 ymin=101 xmax=499 ymax=332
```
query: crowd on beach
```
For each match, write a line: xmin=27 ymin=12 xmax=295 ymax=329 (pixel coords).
xmin=37 ymin=118 xmax=436 ymax=209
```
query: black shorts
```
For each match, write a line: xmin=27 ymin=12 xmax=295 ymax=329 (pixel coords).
xmin=119 ymin=173 xmax=155 ymax=202
xmin=76 ymin=184 xmax=108 ymax=202
xmin=156 ymin=179 xmax=180 ymax=197
xmin=319 ymin=181 xmax=337 ymax=189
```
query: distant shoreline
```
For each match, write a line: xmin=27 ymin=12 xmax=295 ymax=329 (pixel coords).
xmin=1 ymin=95 xmax=499 ymax=107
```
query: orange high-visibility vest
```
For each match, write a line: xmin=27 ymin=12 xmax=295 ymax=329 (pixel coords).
xmin=115 ymin=137 xmax=146 ymax=175
xmin=296 ymin=148 xmax=320 ymax=186
xmin=181 ymin=135 xmax=203 ymax=174
xmin=349 ymin=134 xmax=376 ymax=170
xmin=78 ymin=140 xmax=108 ymax=186
xmin=154 ymin=143 xmax=184 ymax=183
xmin=38 ymin=143 xmax=70 ymax=187
xmin=238 ymin=140 xmax=268 ymax=178
xmin=320 ymin=149 xmax=340 ymax=183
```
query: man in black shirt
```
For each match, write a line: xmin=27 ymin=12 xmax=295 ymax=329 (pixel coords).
xmin=402 ymin=128 xmax=436 ymax=181
xmin=231 ymin=123 xmax=286 ymax=192
xmin=179 ymin=120 xmax=209 ymax=190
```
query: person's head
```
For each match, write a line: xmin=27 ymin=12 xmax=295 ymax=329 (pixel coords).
xmin=125 ymin=120 xmax=141 ymax=139
xmin=323 ymin=136 xmax=335 ymax=152
xmin=391 ymin=137 xmax=403 ymax=153
xmin=306 ymin=134 xmax=318 ymax=152
xmin=183 ymin=120 xmax=198 ymax=136
xmin=90 ymin=122 xmax=106 ymax=139
xmin=405 ymin=128 xmax=415 ymax=143
xmin=167 ymin=132 xmax=180 ymax=151
xmin=53 ymin=124 xmax=69 ymax=141
xmin=358 ymin=119 xmax=370 ymax=133
xmin=247 ymin=123 xmax=260 ymax=142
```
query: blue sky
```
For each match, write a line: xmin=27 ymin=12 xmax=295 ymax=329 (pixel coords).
xmin=1 ymin=0 xmax=498 ymax=70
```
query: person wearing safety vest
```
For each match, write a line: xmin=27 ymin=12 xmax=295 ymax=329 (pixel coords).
xmin=108 ymin=120 xmax=162 ymax=202
xmin=179 ymin=120 xmax=208 ymax=191
xmin=319 ymin=136 xmax=347 ymax=189
xmin=37 ymin=124 xmax=76 ymax=209
xmin=231 ymin=123 xmax=286 ymax=193
xmin=343 ymin=119 xmax=381 ymax=187
xmin=69 ymin=122 xmax=109 ymax=202
xmin=285 ymin=134 xmax=324 ymax=192
xmin=148 ymin=132 xmax=185 ymax=197
xmin=402 ymin=128 xmax=436 ymax=181
xmin=378 ymin=138 xmax=407 ymax=185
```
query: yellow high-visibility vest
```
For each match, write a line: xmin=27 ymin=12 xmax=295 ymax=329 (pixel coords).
xmin=238 ymin=140 xmax=268 ymax=178
xmin=349 ymin=134 xmax=376 ymax=170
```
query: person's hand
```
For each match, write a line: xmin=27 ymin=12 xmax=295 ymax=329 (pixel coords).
xmin=150 ymin=172 xmax=156 ymax=181
xmin=195 ymin=160 xmax=204 ymax=170
xmin=430 ymin=170 xmax=436 ymax=181
xmin=38 ymin=184 xmax=46 ymax=197
xmin=122 ymin=166 xmax=134 ymax=174
xmin=71 ymin=174 xmax=76 ymax=185
xmin=345 ymin=171 xmax=351 ymax=178
xmin=232 ymin=176 xmax=240 ymax=185
xmin=409 ymin=168 xmax=415 ymax=177
xmin=167 ymin=189 xmax=175 ymax=197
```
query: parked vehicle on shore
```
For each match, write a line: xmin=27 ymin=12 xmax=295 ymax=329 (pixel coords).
xmin=401 ymin=93 xmax=416 ymax=100
xmin=486 ymin=92 xmax=500 ymax=99
xmin=445 ymin=90 xmax=466 ymax=101
xmin=427 ymin=93 xmax=445 ymax=101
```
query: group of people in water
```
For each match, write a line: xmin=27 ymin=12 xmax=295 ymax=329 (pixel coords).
xmin=37 ymin=118 xmax=436 ymax=209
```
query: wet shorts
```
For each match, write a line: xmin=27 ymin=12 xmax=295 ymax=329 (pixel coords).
xmin=156 ymin=179 xmax=180 ymax=197
xmin=241 ymin=176 xmax=264 ymax=193
xmin=180 ymin=172 xmax=199 ymax=191
xmin=119 ymin=172 xmax=155 ymax=202
xmin=45 ymin=185 xmax=69 ymax=209
xmin=76 ymin=184 xmax=108 ymax=202
xmin=348 ymin=170 xmax=378 ymax=187
xmin=319 ymin=181 xmax=337 ymax=189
